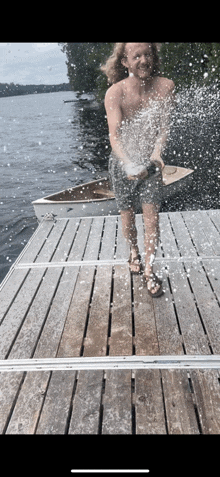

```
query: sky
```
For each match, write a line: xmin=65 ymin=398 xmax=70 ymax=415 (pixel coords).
xmin=0 ymin=43 xmax=69 ymax=85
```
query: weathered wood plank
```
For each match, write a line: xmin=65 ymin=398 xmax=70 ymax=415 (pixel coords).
xmin=199 ymin=211 xmax=220 ymax=255
xmin=159 ymin=213 xmax=180 ymax=258
xmin=0 ymin=372 xmax=25 ymax=434
xmin=67 ymin=267 xmax=112 ymax=434
xmin=111 ymin=209 xmax=133 ymax=355
xmin=182 ymin=211 xmax=214 ymax=257
xmin=153 ymin=263 xmax=200 ymax=434
xmin=109 ymin=264 xmax=133 ymax=356
xmin=0 ymin=269 xmax=29 ymax=324
xmin=68 ymin=240 xmax=112 ymax=434
xmin=36 ymin=370 xmax=76 ymax=434
xmin=57 ymin=267 xmax=94 ymax=358
xmin=50 ymin=218 xmax=80 ymax=263
xmin=168 ymin=212 xmax=197 ymax=258
xmin=102 ymin=223 xmax=132 ymax=434
xmin=83 ymin=217 xmax=104 ymax=261
xmin=18 ymin=220 xmax=55 ymax=264
xmin=161 ymin=369 xmax=200 ymax=434
xmin=98 ymin=216 xmax=117 ymax=261
xmin=166 ymin=262 xmax=210 ymax=355
xmin=202 ymin=260 xmax=220 ymax=302
xmin=208 ymin=209 xmax=220 ymax=233
xmin=135 ymin=214 xmax=145 ymax=259
xmin=57 ymin=219 xmax=103 ymax=359
xmin=187 ymin=262 xmax=220 ymax=354
xmin=133 ymin=272 xmax=166 ymax=434
xmin=153 ymin=264 xmax=183 ymax=356
xmin=115 ymin=215 xmax=130 ymax=260
xmin=83 ymin=265 xmax=112 ymax=357
xmin=190 ymin=369 xmax=220 ymax=434
xmin=67 ymin=218 xmax=92 ymax=262
xmin=68 ymin=370 xmax=103 ymax=434
xmin=133 ymin=273 xmax=159 ymax=356
xmin=133 ymin=369 xmax=166 ymax=434
xmin=102 ymin=369 xmax=132 ymax=434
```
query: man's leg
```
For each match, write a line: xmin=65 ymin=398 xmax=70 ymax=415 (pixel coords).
xmin=142 ymin=203 xmax=161 ymax=294
xmin=120 ymin=207 xmax=140 ymax=273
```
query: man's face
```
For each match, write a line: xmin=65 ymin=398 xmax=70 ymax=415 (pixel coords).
xmin=123 ymin=43 xmax=154 ymax=80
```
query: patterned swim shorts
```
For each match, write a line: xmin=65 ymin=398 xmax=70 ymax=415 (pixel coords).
xmin=109 ymin=154 xmax=163 ymax=212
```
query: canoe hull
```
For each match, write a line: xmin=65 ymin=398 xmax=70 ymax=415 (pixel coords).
xmin=32 ymin=166 xmax=193 ymax=221
xmin=32 ymin=197 xmax=118 ymax=221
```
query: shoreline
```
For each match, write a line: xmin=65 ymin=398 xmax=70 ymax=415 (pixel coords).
xmin=0 ymin=82 xmax=71 ymax=98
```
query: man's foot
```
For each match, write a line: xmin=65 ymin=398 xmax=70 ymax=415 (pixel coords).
xmin=143 ymin=272 xmax=163 ymax=298
xmin=128 ymin=250 xmax=142 ymax=274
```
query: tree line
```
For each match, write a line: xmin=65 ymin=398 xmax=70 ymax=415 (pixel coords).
xmin=0 ymin=82 xmax=71 ymax=98
xmin=59 ymin=42 xmax=220 ymax=100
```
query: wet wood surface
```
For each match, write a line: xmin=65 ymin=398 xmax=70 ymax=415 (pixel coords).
xmin=0 ymin=209 xmax=220 ymax=434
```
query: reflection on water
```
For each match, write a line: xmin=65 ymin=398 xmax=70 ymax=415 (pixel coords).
xmin=70 ymin=99 xmax=110 ymax=179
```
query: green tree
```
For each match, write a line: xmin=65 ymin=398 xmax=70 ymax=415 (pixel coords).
xmin=59 ymin=42 xmax=114 ymax=100
xmin=204 ymin=43 xmax=220 ymax=84
xmin=159 ymin=42 xmax=220 ymax=90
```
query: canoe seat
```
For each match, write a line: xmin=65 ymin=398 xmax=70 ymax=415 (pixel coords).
xmin=92 ymin=189 xmax=115 ymax=198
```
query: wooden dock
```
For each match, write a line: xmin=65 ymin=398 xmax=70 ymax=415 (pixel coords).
xmin=0 ymin=209 xmax=220 ymax=434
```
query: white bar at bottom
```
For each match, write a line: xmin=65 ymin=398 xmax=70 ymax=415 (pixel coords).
xmin=71 ymin=471 xmax=150 ymax=473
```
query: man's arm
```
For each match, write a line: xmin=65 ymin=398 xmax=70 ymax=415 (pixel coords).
xmin=104 ymin=85 xmax=148 ymax=180
xmin=104 ymin=84 xmax=130 ymax=165
xmin=150 ymin=80 xmax=175 ymax=170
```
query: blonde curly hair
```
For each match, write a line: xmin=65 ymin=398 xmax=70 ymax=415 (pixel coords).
xmin=101 ymin=42 xmax=160 ymax=84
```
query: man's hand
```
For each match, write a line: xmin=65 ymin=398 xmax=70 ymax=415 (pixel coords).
xmin=151 ymin=156 xmax=165 ymax=170
xmin=127 ymin=169 xmax=149 ymax=181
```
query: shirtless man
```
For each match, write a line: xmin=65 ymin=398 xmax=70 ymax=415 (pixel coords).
xmin=102 ymin=43 xmax=175 ymax=297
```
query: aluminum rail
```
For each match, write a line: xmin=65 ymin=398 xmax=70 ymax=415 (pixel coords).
xmin=14 ymin=255 xmax=220 ymax=270
xmin=1 ymin=355 xmax=220 ymax=372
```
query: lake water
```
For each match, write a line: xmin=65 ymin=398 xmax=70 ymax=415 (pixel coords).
xmin=1 ymin=87 xmax=219 ymax=283
xmin=0 ymin=91 xmax=110 ymax=282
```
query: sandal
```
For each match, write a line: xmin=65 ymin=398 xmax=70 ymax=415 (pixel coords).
xmin=143 ymin=273 xmax=163 ymax=298
xmin=128 ymin=252 xmax=142 ymax=275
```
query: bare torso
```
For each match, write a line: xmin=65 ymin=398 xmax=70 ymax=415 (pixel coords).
xmin=113 ymin=75 xmax=174 ymax=122
xmin=105 ymin=75 xmax=174 ymax=171
xmin=105 ymin=75 xmax=174 ymax=176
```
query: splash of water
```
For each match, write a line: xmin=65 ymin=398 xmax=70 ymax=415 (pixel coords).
xmin=163 ymin=84 xmax=220 ymax=210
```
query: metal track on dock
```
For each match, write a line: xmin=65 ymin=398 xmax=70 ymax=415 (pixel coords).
xmin=1 ymin=355 xmax=220 ymax=372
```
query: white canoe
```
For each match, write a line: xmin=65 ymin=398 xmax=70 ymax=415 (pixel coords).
xmin=32 ymin=165 xmax=194 ymax=221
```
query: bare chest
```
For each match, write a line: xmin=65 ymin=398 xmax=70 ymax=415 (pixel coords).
xmin=120 ymin=77 xmax=168 ymax=122
xmin=121 ymin=90 xmax=164 ymax=122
